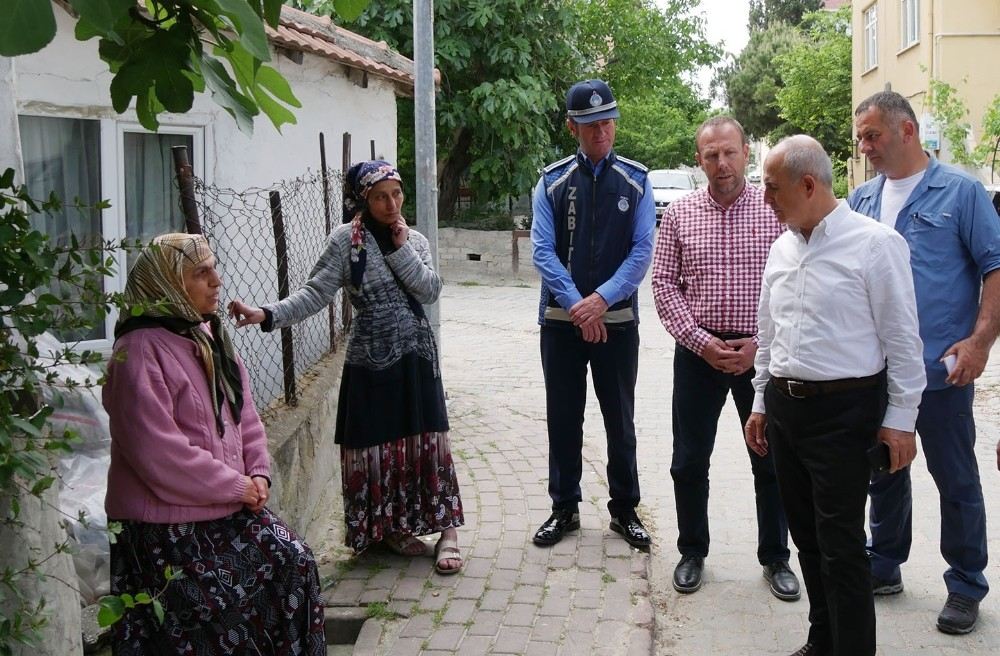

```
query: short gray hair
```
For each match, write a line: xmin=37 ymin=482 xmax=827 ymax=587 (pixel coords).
xmin=855 ymin=91 xmax=919 ymax=130
xmin=772 ymin=135 xmax=833 ymax=187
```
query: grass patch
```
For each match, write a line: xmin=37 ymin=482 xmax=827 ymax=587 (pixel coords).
xmin=458 ymin=280 xmax=481 ymax=286
xmin=602 ymin=573 xmax=616 ymax=584
xmin=334 ymin=559 xmax=358 ymax=575
xmin=365 ymin=601 xmax=396 ymax=621
xmin=366 ymin=561 xmax=390 ymax=577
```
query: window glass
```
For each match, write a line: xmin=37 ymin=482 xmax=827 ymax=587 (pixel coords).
xmin=864 ymin=5 xmax=879 ymax=71
xmin=123 ymin=131 xmax=193 ymax=267
xmin=900 ymin=0 xmax=919 ymax=49
xmin=18 ymin=115 xmax=105 ymax=341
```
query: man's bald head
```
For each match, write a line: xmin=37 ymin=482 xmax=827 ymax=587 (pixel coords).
xmin=767 ymin=135 xmax=834 ymax=189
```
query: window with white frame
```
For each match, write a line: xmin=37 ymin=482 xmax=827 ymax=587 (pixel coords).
xmin=17 ymin=115 xmax=203 ymax=347
xmin=900 ymin=0 xmax=919 ymax=49
xmin=864 ymin=4 xmax=879 ymax=71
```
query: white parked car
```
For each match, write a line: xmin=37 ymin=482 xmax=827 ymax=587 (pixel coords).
xmin=649 ymin=168 xmax=697 ymax=223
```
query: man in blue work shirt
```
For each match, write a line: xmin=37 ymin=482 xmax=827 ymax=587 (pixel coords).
xmin=530 ymin=79 xmax=655 ymax=549
xmin=850 ymin=91 xmax=1000 ymax=635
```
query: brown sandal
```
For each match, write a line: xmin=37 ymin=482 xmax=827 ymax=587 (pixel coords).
xmin=384 ymin=534 xmax=427 ymax=557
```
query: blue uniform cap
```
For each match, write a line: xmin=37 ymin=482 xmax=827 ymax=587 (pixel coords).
xmin=566 ymin=79 xmax=620 ymax=124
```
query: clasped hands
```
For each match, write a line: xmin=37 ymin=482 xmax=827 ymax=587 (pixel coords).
xmin=703 ymin=337 xmax=756 ymax=375
xmin=241 ymin=475 xmax=269 ymax=512
xmin=569 ymin=293 xmax=609 ymax=343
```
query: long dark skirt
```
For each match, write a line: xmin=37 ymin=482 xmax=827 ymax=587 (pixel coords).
xmin=110 ymin=507 xmax=326 ymax=655
xmin=342 ymin=431 xmax=464 ymax=552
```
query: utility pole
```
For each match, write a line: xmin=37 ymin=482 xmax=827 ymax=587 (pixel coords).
xmin=413 ymin=0 xmax=440 ymax=338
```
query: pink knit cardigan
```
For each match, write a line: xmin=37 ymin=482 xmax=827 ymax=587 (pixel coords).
xmin=103 ymin=326 xmax=271 ymax=523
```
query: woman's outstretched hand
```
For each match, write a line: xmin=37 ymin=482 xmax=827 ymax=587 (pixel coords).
xmin=228 ymin=300 xmax=265 ymax=327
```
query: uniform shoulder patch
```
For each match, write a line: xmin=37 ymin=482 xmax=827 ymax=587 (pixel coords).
xmin=615 ymin=155 xmax=649 ymax=173
xmin=543 ymin=154 xmax=576 ymax=174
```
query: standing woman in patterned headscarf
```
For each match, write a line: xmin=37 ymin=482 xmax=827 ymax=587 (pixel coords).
xmin=104 ymin=233 xmax=326 ymax=654
xmin=229 ymin=160 xmax=464 ymax=573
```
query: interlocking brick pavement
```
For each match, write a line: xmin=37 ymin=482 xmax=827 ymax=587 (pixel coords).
xmin=322 ymin=279 xmax=1000 ymax=655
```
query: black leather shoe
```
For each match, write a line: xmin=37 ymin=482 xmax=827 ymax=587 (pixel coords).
xmin=672 ymin=555 xmax=704 ymax=593
xmin=937 ymin=592 xmax=979 ymax=634
xmin=609 ymin=512 xmax=651 ymax=548
xmin=533 ymin=509 xmax=580 ymax=546
xmin=763 ymin=560 xmax=801 ymax=601
xmin=788 ymin=643 xmax=826 ymax=656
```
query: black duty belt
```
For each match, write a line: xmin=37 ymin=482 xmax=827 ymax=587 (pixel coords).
xmin=770 ymin=372 xmax=882 ymax=399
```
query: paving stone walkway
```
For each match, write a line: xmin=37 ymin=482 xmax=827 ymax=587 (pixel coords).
xmin=322 ymin=279 xmax=1000 ymax=655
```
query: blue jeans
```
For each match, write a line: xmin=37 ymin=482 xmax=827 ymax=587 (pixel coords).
xmin=670 ymin=344 xmax=789 ymax=565
xmin=868 ymin=384 xmax=989 ymax=600
xmin=540 ymin=324 xmax=640 ymax=516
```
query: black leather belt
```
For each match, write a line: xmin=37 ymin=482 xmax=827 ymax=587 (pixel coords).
xmin=771 ymin=373 xmax=882 ymax=399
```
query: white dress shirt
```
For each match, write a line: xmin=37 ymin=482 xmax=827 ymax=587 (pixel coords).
xmin=751 ymin=201 xmax=926 ymax=431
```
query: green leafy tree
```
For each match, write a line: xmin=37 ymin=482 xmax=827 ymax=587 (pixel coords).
xmin=566 ymin=0 xmax=715 ymax=170
xmin=749 ymin=0 xmax=823 ymax=32
xmin=570 ymin=0 xmax=717 ymax=100
xmin=614 ymin=80 xmax=709 ymax=169
xmin=774 ymin=7 xmax=851 ymax=163
xmin=716 ymin=22 xmax=802 ymax=139
xmin=331 ymin=0 xmax=583 ymax=222
xmin=974 ymin=94 xmax=1000 ymax=180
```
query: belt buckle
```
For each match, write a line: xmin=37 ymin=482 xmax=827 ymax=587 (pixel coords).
xmin=786 ymin=380 xmax=807 ymax=399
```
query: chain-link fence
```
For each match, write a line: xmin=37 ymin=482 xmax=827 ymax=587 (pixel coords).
xmin=193 ymin=168 xmax=348 ymax=416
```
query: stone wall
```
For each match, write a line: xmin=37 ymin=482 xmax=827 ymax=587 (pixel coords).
xmin=263 ymin=351 xmax=347 ymax=559
xmin=437 ymin=227 xmax=538 ymax=285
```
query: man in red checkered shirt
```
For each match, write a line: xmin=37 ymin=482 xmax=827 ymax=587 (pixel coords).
xmin=651 ymin=116 xmax=799 ymax=601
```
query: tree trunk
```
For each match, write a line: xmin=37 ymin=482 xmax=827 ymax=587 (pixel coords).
xmin=437 ymin=126 xmax=474 ymax=223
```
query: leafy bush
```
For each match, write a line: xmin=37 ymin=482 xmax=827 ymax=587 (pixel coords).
xmin=0 ymin=168 xmax=135 ymax=651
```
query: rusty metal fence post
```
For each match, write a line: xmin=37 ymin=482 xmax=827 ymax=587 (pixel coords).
xmin=341 ymin=132 xmax=353 ymax=334
xmin=320 ymin=132 xmax=337 ymax=353
xmin=172 ymin=145 xmax=202 ymax=234
xmin=269 ymin=190 xmax=297 ymax=406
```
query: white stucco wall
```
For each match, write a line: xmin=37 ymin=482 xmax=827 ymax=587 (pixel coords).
xmin=13 ymin=9 xmax=399 ymax=188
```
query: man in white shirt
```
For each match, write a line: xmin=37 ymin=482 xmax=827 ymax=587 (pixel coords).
xmin=744 ymin=135 xmax=926 ymax=656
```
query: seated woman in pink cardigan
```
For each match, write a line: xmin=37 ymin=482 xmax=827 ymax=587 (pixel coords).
xmin=103 ymin=233 xmax=325 ymax=655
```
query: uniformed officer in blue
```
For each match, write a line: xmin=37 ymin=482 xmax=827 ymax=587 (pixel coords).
xmin=530 ymin=79 xmax=656 ymax=548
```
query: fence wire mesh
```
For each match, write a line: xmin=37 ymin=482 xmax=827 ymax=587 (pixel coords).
xmin=193 ymin=168 xmax=348 ymax=417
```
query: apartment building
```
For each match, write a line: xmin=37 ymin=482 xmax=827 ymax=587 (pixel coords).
xmin=850 ymin=0 xmax=1000 ymax=186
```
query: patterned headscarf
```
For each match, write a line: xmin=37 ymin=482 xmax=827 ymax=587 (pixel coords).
xmin=115 ymin=233 xmax=243 ymax=436
xmin=342 ymin=160 xmax=403 ymax=288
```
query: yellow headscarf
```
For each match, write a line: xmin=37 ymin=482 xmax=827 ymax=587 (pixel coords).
xmin=116 ymin=233 xmax=243 ymax=435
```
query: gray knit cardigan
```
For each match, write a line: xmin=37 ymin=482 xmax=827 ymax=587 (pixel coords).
xmin=264 ymin=222 xmax=442 ymax=374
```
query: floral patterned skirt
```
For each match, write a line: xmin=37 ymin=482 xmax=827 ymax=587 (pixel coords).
xmin=342 ymin=431 xmax=464 ymax=552
xmin=109 ymin=507 xmax=326 ymax=655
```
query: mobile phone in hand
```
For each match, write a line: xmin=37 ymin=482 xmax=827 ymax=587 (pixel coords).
xmin=943 ymin=354 xmax=957 ymax=375
xmin=867 ymin=442 xmax=891 ymax=473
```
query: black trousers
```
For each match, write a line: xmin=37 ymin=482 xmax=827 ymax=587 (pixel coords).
xmin=540 ymin=323 xmax=640 ymax=515
xmin=765 ymin=376 xmax=886 ymax=656
xmin=670 ymin=344 xmax=789 ymax=564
